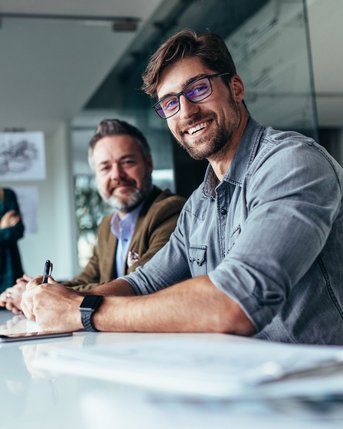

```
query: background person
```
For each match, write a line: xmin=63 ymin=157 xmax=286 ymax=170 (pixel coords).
xmin=0 ymin=187 xmax=24 ymax=295
xmin=21 ymin=30 xmax=343 ymax=345
xmin=1 ymin=119 xmax=184 ymax=313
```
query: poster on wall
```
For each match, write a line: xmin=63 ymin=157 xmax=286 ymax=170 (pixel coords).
xmin=12 ymin=186 xmax=39 ymax=234
xmin=0 ymin=131 xmax=46 ymax=181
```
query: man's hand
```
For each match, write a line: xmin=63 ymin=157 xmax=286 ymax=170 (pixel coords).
xmin=21 ymin=277 xmax=84 ymax=331
xmin=0 ymin=283 xmax=26 ymax=314
xmin=0 ymin=210 xmax=20 ymax=228
xmin=0 ymin=275 xmax=33 ymax=314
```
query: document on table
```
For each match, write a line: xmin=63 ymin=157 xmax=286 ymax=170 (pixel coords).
xmin=34 ymin=336 xmax=343 ymax=398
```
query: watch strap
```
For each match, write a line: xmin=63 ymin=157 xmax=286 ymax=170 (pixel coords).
xmin=80 ymin=295 xmax=103 ymax=332
xmin=81 ymin=309 xmax=98 ymax=332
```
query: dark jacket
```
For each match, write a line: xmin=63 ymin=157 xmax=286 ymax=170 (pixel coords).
xmin=0 ymin=188 xmax=24 ymax=292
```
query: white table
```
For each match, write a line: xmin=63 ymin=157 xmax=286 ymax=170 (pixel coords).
xmin=1 ymin=309 xmax=343 ymax=429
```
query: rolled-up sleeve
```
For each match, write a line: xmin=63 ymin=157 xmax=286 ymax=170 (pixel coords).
xmin=209 ymin=140 xmax=342 ymax=331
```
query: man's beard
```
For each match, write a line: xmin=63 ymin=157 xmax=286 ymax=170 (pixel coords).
xmin=102 ymin=175 xmax=152 ymax=213
xmin=179 ymin=120 xmax=233 ymax=161
xmin=174 ymin=96 xmax=240 ymax=161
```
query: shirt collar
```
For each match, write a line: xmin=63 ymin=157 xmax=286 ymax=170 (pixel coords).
xmin=110 ymin=200 xmax=145 ymax=239
xmin=202 ymin=117 xmax=265 ymax=198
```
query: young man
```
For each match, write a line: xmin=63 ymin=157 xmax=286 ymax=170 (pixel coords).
xmin=1 ymin=119 xmax=184 ymax=313
xmin=21 ymin=30 xmax=343 ymax=344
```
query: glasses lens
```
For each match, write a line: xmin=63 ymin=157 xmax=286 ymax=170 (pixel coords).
xmin=156 ymin=96 xmax=179 ymax=119
xmin=153 ymin=76 xmax=216 ymax=119
xmin=185 ymin=78 xmax=211 ymax=103
xmin=154 ymin=104 xmax=167 ymax=119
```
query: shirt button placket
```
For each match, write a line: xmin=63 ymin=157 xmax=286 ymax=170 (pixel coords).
xmin=218 ymin=205 xmax=228 ymax=258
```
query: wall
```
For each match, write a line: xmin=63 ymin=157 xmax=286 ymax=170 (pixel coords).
xmin=16 ymin=123 xmax=76 ymax=280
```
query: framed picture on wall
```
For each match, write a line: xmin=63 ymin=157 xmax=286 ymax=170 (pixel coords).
xmin=0 ymin=131 xmax=46 ymax=181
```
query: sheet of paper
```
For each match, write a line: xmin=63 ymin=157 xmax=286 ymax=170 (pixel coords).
xmin=34 ymin=335 xmax=343 ymax=398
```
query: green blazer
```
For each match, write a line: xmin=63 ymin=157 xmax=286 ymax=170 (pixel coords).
xmin=64 ymin=186 xmax=185 ymax=291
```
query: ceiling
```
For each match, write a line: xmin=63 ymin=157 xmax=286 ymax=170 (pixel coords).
xmin=0 ymin=0 xmax=342 ymax=137
xmin=0 ymin=0 xmax=165 ymax=135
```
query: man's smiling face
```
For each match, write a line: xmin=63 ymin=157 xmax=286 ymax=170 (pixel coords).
xmin=93 ymin=135 xmax=152 ymax=212
xmin=156 ymin=56 xmax=242 ymax=161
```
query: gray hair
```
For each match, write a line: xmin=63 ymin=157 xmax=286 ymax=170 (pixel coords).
xmin=88 ymin=119 xmax=151 ymax=170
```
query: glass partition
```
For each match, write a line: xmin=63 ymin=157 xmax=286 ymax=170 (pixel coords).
xmin=225 ymin=0 xmax=318 ymax=137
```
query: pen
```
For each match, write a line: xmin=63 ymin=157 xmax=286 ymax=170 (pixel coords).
xmin=42 ymin=259 xmax=53 ymax=283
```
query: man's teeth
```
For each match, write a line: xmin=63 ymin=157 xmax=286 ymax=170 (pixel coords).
xmin=187 ymin=122 xmax=207 ymax=135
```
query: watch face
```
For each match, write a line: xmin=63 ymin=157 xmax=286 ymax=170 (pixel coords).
xmin=80 ymin=295 xmax=103 ymax=311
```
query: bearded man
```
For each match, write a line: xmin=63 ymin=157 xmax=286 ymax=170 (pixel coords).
xmin=1 ymin=119 xmax=184 ymax=312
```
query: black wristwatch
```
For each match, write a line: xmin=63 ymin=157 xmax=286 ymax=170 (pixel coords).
xmin=80 ymin=295 xmax=103 ymax=332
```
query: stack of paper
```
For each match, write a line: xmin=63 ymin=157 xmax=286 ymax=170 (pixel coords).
xmin=34 ymin=335 xmax=343 ymax=398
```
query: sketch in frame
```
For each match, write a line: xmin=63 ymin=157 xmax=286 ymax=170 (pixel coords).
xmin=0 ymin=131 xmax=46 ymax=181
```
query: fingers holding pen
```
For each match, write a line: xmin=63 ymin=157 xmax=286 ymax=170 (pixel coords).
xmin=21 ymin=260 xmax=55 ymax=321
xmin=21 ymin=277 xmax=42 ymax=321
xmin=21 ymin=281 xmax=83 ymax=330
xmin=25 ymin=276 xmax=44 ymax=290
xmin=18 ymin=274 xmax=33 ymax=284
xmin=21 ymin=276 xmax=50 ymax=320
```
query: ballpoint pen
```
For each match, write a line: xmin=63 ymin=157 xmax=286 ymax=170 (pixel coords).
xmin=42 ymin=259 xmax=53 ymax=283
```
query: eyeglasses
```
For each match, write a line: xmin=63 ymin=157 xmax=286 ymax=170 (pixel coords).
xmin=153 ymin=72 xmax=232 ymax=119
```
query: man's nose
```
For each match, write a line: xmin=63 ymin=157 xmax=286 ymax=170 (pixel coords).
xmin=178 ymin=95 xmax=200 ymax=119
xmin=110 ymin=163 xmax=123 ymax=181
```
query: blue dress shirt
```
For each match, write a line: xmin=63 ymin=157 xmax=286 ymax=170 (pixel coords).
xmin=123 ymin=117 xmax=343 ymax=345
xmin=110 ymin=202 xmax=144 ymax=277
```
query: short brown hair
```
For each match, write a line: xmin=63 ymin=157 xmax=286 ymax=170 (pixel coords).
xmin=88 ymin=119 xmax=151 ymax=169
xmin=142 ymin=29 xmax=237 ymax=98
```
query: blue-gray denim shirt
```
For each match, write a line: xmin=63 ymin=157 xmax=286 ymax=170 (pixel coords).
xmin=124 ymin=117 xmax=343 ymax=344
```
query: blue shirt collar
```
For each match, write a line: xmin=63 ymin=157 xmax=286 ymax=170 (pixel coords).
xmin=110 ymin=200 xmax=144 ymax=239
xmin=203 ymin=117 xmax=265 ymax=197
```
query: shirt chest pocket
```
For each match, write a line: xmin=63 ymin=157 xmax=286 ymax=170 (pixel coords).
xmin=227 ymin=225 xmax=241 ymax=254
xmin=188 ymin=245 xmax=207 ymax=276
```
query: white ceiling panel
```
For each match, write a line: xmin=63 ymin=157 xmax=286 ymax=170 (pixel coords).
xmin=0 ymin=0 xmax=164 ymax=133
xmin=0 ymin=0 xmax=162 ymax=18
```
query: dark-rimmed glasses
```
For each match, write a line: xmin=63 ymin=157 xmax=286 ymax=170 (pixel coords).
xmin=153 ymin=72 xmax=232 ymax=119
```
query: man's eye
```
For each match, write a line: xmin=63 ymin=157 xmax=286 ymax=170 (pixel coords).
xmin=187 ymin=83 xmax=208 ymax=98
xmin=98 ymin=165 xmax=110 ymax=173
xmin=121 ymin=160 xmax=135 ymax=167
xmin=162 ymin=97 xmax=178 ymax=112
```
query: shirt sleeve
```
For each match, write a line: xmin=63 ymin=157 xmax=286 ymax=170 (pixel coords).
xmin=122 ymin=208 xmax=191 ymax=295
xmin=209 ymin=140 xmax=342 ymax=331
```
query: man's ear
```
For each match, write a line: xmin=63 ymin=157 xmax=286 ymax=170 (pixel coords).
xmin=231 ymin=75 xmax=245 ymax=102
